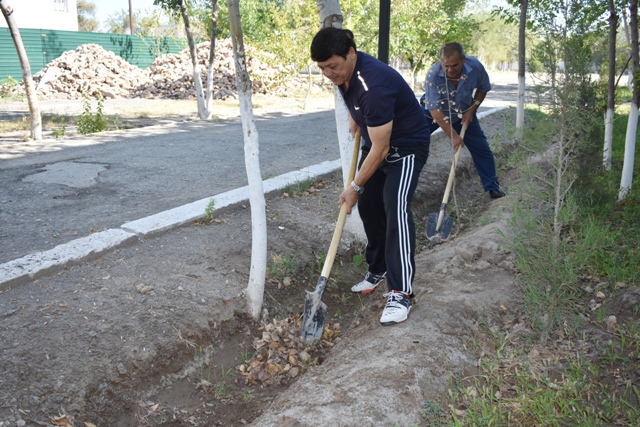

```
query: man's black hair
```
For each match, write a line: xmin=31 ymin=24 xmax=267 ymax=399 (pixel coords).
xmin=440 ymin=42 xmax=465 ymax=59
xmin=310 ymin=27 xmax=357 ymax=62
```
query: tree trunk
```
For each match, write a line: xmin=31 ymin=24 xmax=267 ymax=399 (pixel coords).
xmin=204 ymin=0 xmax=219 ymax=119
xmin=0 ymin=0 xmax=42 ymax=140
xmin=516 ymin=0 xmax=527 ymax=138
xmin=623 ymin=6 xmax=635 ymax=90
xmin=228 ymin=0 xmax=267 ymax=320
xmin=315 ymin=0 xmax=365 ymax=240
xmin=178 ymin=0 xmax=207 ymax=119
xmin=619 ymin=0 xmax=639 ymax=200
xmin=604 ymin=0 xmax=617 ymax=171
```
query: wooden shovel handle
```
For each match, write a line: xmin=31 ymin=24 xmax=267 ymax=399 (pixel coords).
xmin=440 ymin=124 xmax=467 ymax=205
xmin=320 ymin=129 xmax=361 ymax=278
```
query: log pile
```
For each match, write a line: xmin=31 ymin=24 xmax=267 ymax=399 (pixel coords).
xmin=10 ymin=40 xmax=305 ymax=100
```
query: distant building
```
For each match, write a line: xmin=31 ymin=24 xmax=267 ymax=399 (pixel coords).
xmin=0 ymin=0 xmax=78 ymax=31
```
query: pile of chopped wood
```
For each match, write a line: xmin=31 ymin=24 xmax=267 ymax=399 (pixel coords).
xmin=11 ymin=40 xmax=305 ymax=100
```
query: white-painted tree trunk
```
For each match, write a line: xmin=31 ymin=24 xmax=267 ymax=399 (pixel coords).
xmin=0 ymin=0 xmax=41 ymax=140
xmin=604 ymin=0 xmax=616 ymax=171
xmin=204 ymin=0 xmax=219 ymax=120
xmin=228 ymin=0 xmax=267 ymax=320
xmin=334 ymin=88 xmax=365 ymax=238
xmin=619 ymin=102 xmax=638 ymax=200
xmin=620 ymin=0 xmax=639 ymax=201
xmin=604 ymin=109 xmax=614 ymax=171
xmin=179 ymin=0 xmax=208 ymax=120
xmin=515 ymin=0 xmax=527 ymax=138
xmin=316 ymin=0 xmax=365 ymax=240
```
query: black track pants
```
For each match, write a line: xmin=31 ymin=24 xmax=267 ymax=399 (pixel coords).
xmin=357 ymin=144 xmax=429 ymax=295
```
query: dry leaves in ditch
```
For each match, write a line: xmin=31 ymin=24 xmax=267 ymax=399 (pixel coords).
xmin=236 ymin=315 xmax=341 ymax=386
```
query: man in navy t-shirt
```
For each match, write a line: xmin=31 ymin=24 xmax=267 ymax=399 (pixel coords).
xmin=310 ymin=27 xmax=431 ymax=326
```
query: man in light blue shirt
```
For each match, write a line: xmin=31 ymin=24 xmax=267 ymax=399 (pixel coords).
xmin=420 ymin=42 xmax=506 ymax=199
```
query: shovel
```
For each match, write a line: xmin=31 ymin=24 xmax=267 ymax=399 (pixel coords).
xmin=301 ymin=129 xmax=361 ymax=346
xmin=426 ymin=124 xmax=467 ymax=244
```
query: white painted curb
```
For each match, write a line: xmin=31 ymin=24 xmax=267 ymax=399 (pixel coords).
xmin=0 ymin=160 xmax=341 ymax=290
xmin=0 ymin=229 xmax=137 ymax=289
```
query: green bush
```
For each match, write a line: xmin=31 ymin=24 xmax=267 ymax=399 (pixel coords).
xmin=77 ymin=89 xmax=107 ymax=134
xmin=0 ymin=75 xmax=18 ymax=98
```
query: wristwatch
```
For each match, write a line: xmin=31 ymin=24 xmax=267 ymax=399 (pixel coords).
xmin=351 ymin=181 xmax=365 ymax=195
xmin=473 ymin=99 xmax=482 ymax=106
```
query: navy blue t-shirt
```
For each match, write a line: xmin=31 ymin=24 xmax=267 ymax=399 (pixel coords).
xmin=339 ymin=52 xmax=430 ymax=150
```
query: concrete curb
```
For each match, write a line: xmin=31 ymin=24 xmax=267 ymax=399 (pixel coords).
xmin=0 ymin=160 xmax=341 ymax=291
xmin=0 ymin=107 xmax=508 ymax=290
xmin=0 ymin=229 xmax=138 ymax=289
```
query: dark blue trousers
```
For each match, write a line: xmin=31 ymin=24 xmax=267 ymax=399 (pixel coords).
xmin=427 ymin=114 xmax=500 ymax=192
xmin=357 ymin=144 xmax=429 ymax=296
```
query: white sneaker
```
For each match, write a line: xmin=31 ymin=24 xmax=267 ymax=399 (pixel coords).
xmin=350 ymin=272 xmax=386 ymax=294
xmin=380 ymin=291 xmax=412 ymax=326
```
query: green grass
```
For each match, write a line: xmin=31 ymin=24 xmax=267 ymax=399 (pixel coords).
xmin=204 ymin=198 xmax=216 ymax=221
xmin=284 ymin=178 xmax=314 ymax=197
xmin=615 ymin=85 xmax=634 ymax=103
xmin=267 ymin=252 xmax=298 ymax=281
xmin=445 ymin=319 xmax=640 ymax=426
xmin=420 ymin=103 xmax=640 ymax=426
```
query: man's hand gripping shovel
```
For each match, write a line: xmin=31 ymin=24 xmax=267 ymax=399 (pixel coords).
xmin=426 ymin=123 xmax=467 ymax=244
xmin=300 ymin=130 xmax=361 ymax=346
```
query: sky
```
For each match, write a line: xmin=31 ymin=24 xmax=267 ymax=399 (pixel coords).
xmin=89 ymin=0 xmax=162 ymax=29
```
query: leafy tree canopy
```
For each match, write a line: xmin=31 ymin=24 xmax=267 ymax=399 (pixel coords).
xmin=77 ymin=0 xmax=99 ymax=32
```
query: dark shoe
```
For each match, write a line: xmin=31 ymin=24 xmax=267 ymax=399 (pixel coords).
xmin=489 ymin=188 xmax=506 ymax=199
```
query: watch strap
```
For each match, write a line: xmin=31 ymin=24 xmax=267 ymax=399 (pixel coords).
xmin=351 ymin=181 xmax=364 ymax=195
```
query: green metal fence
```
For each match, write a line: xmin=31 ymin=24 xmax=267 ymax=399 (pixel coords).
xmin=0 ymin=28 xmax=186 ymax=81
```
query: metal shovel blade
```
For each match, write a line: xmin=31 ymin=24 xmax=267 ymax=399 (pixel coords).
xmin=300 ymin=276 xmax=328 ymax=345
xmin=426 ymin=212 xmax=454 ymax=244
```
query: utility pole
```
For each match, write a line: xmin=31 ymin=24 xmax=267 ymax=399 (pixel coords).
xmin=378 ymin=0 xmax=390 ymax=64
xmin=128 ymin=0 xmax=134 ymax=34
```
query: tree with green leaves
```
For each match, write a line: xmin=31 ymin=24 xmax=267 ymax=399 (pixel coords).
xmin=106 ymin=9 xmax=139 ymax=34
xmin=0 ymin=0 xmax=41 ymax=140
xmin=469 ymin=11 xmax=518 ymax=70
xmin=390 ymin=0 xmax=474 ymax=91
xmin=105 ymin=7 xmax=175 ymax=36
xmin=77 ymin=0 xmax=99 ymax=32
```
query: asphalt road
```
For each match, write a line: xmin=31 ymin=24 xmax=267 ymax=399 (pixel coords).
xmin=0 ymin=108 xmax=341 ymax=264
xmin=0 ymin=81 xmax=519 ymax=266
